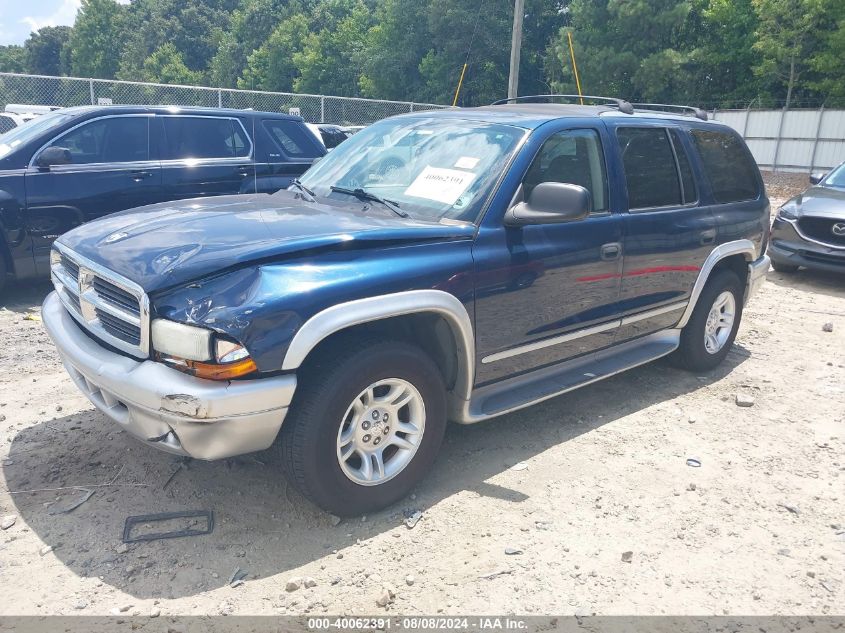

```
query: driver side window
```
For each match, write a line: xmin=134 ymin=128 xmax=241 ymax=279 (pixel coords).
xmin=523 ymin=128 xmax=608 ymax=212
xmin=46 ymin=116 xmax=149 ymax=165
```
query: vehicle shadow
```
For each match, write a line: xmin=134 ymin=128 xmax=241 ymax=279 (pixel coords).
xmin=765 ymin=267 xmax=845 ymax=300
xmin=3 ymin=345 xmax=750 ymax=600
xmin=1 ymin=279 xmax=54 ymax=314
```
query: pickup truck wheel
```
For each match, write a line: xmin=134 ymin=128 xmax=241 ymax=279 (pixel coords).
xmin=674 ymin=269 xmax=744 ymax=372
xmin=280 ymin=340 xmax=447 ymax=516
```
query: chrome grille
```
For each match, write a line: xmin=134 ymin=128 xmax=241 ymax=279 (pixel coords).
xmin=50 ymin=244 xmax=150 ymax=358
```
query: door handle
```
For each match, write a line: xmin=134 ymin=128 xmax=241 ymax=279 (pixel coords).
xmin=700 ymin=229 xmax=716 ymax=245
xmin=235 ymin=166 xmax=252 ymax=176
xmin=130 ymin=170 xmax=152 ymax=182
xmin=600 ymin=242 xmax=622 ymax=261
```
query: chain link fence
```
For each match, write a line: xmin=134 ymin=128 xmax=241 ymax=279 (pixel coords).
xmin=0 ymin=72 xmax=448 ymax=125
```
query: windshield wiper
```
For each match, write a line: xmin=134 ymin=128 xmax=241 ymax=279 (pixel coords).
xmin=289 ymin=179 xmax=316 ymax=202
xmin=329 ymin=185 xmax=409 ymax=218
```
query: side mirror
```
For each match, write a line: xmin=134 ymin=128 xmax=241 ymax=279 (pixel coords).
xmin=36 ymin=146 xmax=72 ymax=168
xmin=504 ymin=182 xmax=591 ymax=226
xmin=809 ymin=171 xmax=826 ymax=185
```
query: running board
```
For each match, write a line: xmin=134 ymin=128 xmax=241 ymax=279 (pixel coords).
xmin=457 ymin=329 xmax=681 ymax=423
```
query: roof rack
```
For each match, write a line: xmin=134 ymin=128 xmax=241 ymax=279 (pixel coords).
xmin=630 ymin=103 xmax=708 ymax=121
xmin=491 ymin=94 xmax=634 ymax=115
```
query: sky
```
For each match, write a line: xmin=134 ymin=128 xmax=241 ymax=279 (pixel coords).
xmin=0 ymin=0 xmax=81 ymax=45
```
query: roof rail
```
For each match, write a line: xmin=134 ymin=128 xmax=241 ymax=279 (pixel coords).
xmin=631 ymin=103 xmax=708 ymax=121
xmin=491 ymin=94 xmax=634 ymax=115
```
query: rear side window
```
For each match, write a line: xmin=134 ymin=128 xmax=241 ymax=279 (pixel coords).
xmin=617 ymin=127 xmax=682 ymax=209
xmin=263 ymin=119 xmax=320 ymax=158
xmin=48 ymin=116 xmax=149 ymax=164
xmin=669 ymin=129 xmax=697 ymax=204
xmin=690 ymin=129 xmax=759 ymax=203
xmin=161 ymin=117 xmax=250 ymax=160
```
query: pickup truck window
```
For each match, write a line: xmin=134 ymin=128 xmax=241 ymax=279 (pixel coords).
xmin=523 ymin=128 xmax=608 ymax=212
xmin=161 ymin=116 xmax=250 ymax=160
xmin=691 ymin=129 xmax=760 ymax=203
xmin=617 ymin=127 xmax=683 ymax=210
xmin=299 ymin=117 xmax=524 ymax=222
xmin=47 ymin=116 xmax=149 ymax=164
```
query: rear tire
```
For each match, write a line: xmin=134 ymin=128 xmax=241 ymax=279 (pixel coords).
xmin=280 ymin=338 xmax=447 ymax=516
xmin=771 ymin=258 xmax=799 ymax=273
xmin=674 ymin=269 xmax=744 ymax=372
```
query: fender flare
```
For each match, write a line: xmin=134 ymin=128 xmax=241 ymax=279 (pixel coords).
xmin=676 ymin=239 xmax=756 ymax=328
xmin=281 ymin=289 xmax=475 ymax=406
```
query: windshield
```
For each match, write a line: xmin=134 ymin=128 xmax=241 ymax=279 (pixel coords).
xmin=299 ymin=117 xmax=525 ymax=222
xmin=0 ymin=111 xmax=74 ymax=159
xmin=822 ymin=163 xmax=845 ymax=188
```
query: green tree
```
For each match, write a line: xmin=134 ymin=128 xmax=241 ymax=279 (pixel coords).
xmin=551 ymin=0 xmax=692 ymax=102
xmin=239 ymin=14 xmax=311 ymax=91
xmin=293 ymin=1 xmax=373 ymax=96
xmin=69 ymin=0 xmax=126 ymax=78
xmin=117 ymin=0 xmax=235 ymax=82
xmin=751 ymin=0 xmax=828 ymax=108
xmin=24 ymin=26 xmax=73 ymax=76
xmin=806 ymin=0 xmax=845 ymax=105
xmin=209 ymin=0 xmax=296 ymax=88
xmin=417 ymin=0 xmax=513 ymax=105
xmin=142 ymin=43 xmax=204 ymax=85
xmin=0 ymin=46 xmax=27 ymax=73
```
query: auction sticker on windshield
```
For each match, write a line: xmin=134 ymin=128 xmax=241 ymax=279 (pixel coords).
xmin=405 ymin=166 xmax=477 ymax=205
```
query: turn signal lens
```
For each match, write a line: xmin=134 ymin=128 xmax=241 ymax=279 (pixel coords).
xmin=159 ymin=354 xmax=258 ymax=380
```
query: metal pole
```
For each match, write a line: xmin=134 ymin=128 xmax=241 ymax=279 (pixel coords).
xmin=320 ymin=96 xmax=325 ymax=123
xmin=741 ymin=102 xmax=752 ymax=138
xmin=507 ymin=0 xmax=524 ymax=100
xmin=772 ymin=104 xmax=788 ymax=173
xmin=89 ymin=79 xmax=94 ymax=105
xmin=453 ymin=64 xmax=468 ymax=106
xmin=218 ymin=88 xmax=222 ymax=108
xmin=808 ymin=106 xmax=825 ymax=174
xmin=566 ymin=31 xmax=583 ymax=105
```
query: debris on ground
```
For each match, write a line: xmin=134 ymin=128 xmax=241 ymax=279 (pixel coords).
xmin=686 ymin=458 xmax=702 ymax=468
xmin=39 ymin=545 xmax=53 ymax=556
xmin=303 ymin=577 xmax=317 ymax=588
xmin=228 ymin=567 xmax=248 ymax=588
xmin=285 ymin=577 xmax=302 ymax=592
xmin=403 ymin=509 xmax=423 ymax=529
xmin=375 ymin=583 xmax=396 ymax=608
xmin=621 ymin=551 xmax=633 ymax=563
xmin=777 ymin=503 xmax=800 ymax=516
xmin=122 ymin=509 xmax=214 ymax=543
xmin=822 ymin=322 xmax=834 ymax=332
xmin=405 ymin=574 xmax=415 ymax=586
xmin=479 ymin=569 xmax=513 ymax=580
xmin=510 ymin=462 xmax=528 ymax=471
xmin=22 ymin=313 xmax=41 ymax=322
xmin=735 ymin=393 xmax=756 ymax=407
xmin=1 ymin=515 xmax=16 ymax=530
xmin=504 ymin=547 xmax=522 ymax=555
xmin=49 ymin=488 xmax=94 ymax=514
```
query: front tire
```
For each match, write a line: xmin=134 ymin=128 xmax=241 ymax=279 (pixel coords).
xmin=674 ymin=269 xmax=744 ymax=372
xmin=280 ymin=339 xmax=447 ymax=516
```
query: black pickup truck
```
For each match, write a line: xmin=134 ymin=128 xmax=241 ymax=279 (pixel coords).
xmin=0 ymin=105 xmax=325 ymax=292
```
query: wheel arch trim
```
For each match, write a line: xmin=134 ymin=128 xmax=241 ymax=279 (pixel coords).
xmin=281 ymin=289 xmax=475 ymax=405
xmin=676 ymin=239 xmax=756 ymax=329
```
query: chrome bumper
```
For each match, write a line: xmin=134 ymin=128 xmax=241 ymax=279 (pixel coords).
xmin=745 ymin=254 xmax=770 ymax=303
xmin=42 ymin=292 xmax=296 ymax=460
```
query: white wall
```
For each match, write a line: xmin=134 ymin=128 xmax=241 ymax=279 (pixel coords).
xmin=712 ymin=108 xmax=845 ymax=173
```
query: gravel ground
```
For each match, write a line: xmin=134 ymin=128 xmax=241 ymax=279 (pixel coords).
xmin=0 ymin=175 xmax=842 ymax=617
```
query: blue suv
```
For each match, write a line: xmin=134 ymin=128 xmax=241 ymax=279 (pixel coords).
xmin=42 ymin=97 xmax=770 ymax=515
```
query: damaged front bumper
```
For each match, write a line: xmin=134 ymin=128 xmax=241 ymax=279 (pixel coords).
xmin=42 ymin=291 xmax=296 ymax=460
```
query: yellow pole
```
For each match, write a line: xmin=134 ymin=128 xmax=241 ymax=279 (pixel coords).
xmin=452 ymin=63 xmax=468 ymax=107
xmin=567 ymin=31 xmax=583 ymax=105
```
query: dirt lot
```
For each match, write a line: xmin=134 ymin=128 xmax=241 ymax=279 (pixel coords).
xmin=0 ymin=174 xmax=842 ymax=617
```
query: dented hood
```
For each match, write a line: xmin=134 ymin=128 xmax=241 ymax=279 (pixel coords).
xmin=57 ymin=190 xmax=475 ymax=293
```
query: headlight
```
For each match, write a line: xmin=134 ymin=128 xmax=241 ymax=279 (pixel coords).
xmin=152 ymin=319 xmax=257 ymax=380
xmin=777 ymin=201 xmax=800 ymax=220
